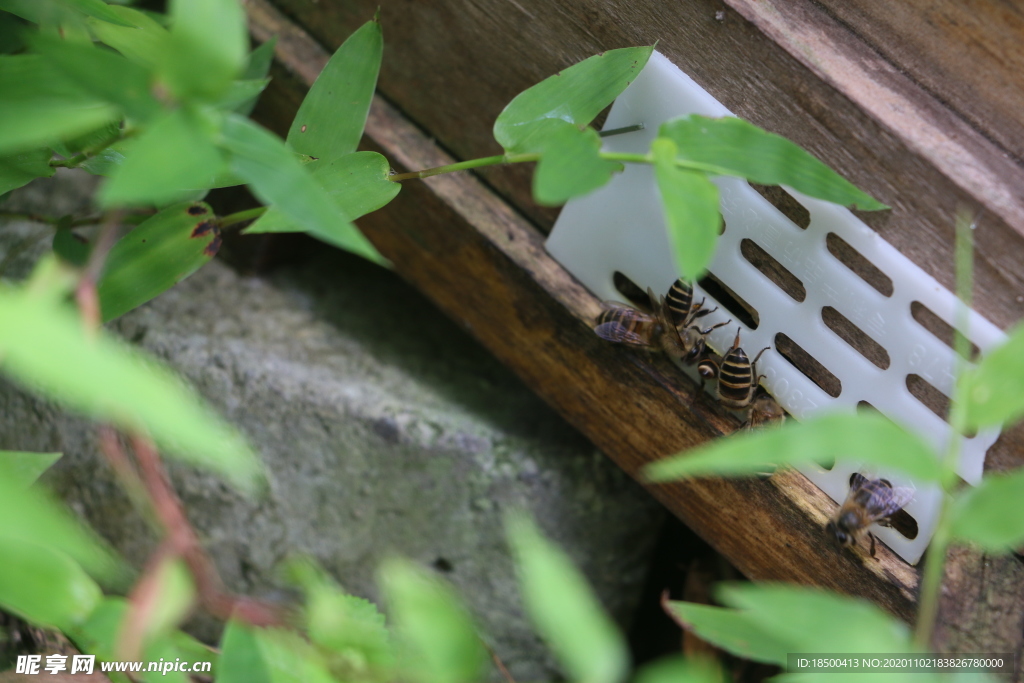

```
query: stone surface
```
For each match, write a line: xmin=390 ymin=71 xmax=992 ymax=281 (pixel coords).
xmin=0 ymin=171 xmax=665 ymax=680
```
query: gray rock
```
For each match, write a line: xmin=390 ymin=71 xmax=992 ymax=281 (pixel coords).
xmin=0 ymin=171 xmax=665 ymax=681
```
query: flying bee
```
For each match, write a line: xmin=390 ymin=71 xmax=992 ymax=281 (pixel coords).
xmin=698 ymin=328 xmax=770 ymax=410
xmin=826 ymin=473 xmax=915 ymax=558
xmin=593 ymin=279 xmax=728 ymax=364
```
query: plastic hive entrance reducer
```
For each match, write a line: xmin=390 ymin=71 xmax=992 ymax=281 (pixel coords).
xmin=546 ymin=51 xmax=1006 ymax=565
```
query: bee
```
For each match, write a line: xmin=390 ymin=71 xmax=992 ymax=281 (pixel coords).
xmin=593 ymin=279 xmax=728 ymax=364
xmin=698 ymin=328 xmax=770 ymax=410
xmin=742 ymin=391 xmax=787 ymax=430
xmin=826 ymin=473 xmax=914 ymax=558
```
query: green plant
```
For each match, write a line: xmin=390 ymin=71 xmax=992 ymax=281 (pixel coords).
xmin=644 ymin=211 xmax=1024 ymax=682
xmin=0 ymin=0 xmax=970 ymax=681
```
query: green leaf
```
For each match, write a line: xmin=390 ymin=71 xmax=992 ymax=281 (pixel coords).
xmin=505 ymin=512 xmax=628 ymax=683
xmin=717 ymin=583 xmax=911 ymax=654
xmin=643 ymin=412 xmax=942 ymax=483
xmin=33 ymin=34 xmax=161 ymax=122
xmin=284 ymin=558 xmax=393 ymax=671
xmin=494 ymin=46 xmax=654 ymax=154
xmin=0 ymin=55 xmax=119 ymax=155
xmin=97 ymin=201 xmax=220 ymax=321
xmin=52 ymin=120 xmax=120 ymax=158
xmin=662 ymin=601 xmax=790 ymax=665
xmin=0 ymin=537 xmax=102 ymax=629
xmin=962 ymin=323 xmax=1024 ymax=429
xmin=159 ymin=0 xmax=246 ymax=100
xmin=0 ymin=467 xmax=121 ymax=579
xmin=651 ymin=136 xmax=720 ymax=280
xmin=0 ymin=0 xmax=132 ymax=26
xmin=379 ymin=558 xmax=486 ymax=683
xmin=59 ymin=0 xmax=136 ymax=26
xmin=243 ymin=37 xmax=277 ymax=81
xmin=67 ymin=596 xmax=129 ymax=661
xmin=221 ymin=78 xmax=271 ymax=114
xmin=950 ymin=468 xmax=1024 ymax=551
xmin=633 ymin=656 xmax=725 ymax=683
xmin=659 ymin=115 xmax=888 ymax=211
xmin=220 ymin=622 xmax=334 ymax=683
xmin=0 ymin=450 xmax=62 ymax=487
xmin=222 ymin=115 xmax=388 ymax=265
xmin=80 ymin=139 xmax=133 ymax=176
xmin=132 ymin=558 xmax=195 ymax=650
xmin=87 ymin=6 xmax=169 ymax=68
xmin=100 ymin=108 xmax=226 ymax=206
xmin=243 ymin=151 xmax=400 ymax=235
xmin=531 ymin=121 xmax=621 ymax=206
xmin=0 ymin=148 xmax=55 ymax=195
xmin=288 ymin=18 xmax=381 ymax=162
xmin=0 ymin=281 xmax=263 ymax=494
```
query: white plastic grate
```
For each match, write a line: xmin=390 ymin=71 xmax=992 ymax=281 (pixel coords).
xmin=546 ymin=52 xmax=1006 ymax=564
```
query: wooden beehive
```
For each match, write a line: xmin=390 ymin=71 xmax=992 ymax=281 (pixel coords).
xmin=242 ymin=0 xmax=1024 ymax=662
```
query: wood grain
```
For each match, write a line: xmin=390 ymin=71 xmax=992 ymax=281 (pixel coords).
xmin=244 ymin=0 xmax=1024 ymax=660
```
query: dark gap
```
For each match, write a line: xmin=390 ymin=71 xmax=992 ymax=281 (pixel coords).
xmin=740 ymin=239 xmax=806 ymax=302
xmin=821 ymin=307 xmax=890 ymax=370
xmin=773 ymin=333 xmax=842 ymax=397
xmin=845 ymin=472 xmax=919 ymax=541
xmin=612 ymin=271 xmax=651 ymax=309
xmin=697 ymin=272 xmax=759 ymax=329
xmin=718 ymin=215 xmax=727 ymax=235
xmin=825 ymin=233 xmax=894 ymax=297
xmin=906 ymin=374 xmax=950 ymax=422
xmin=910 ymin=301 xmax=981 ymax=361
xmin=431 ymin=557 xmax=454 ymax=573
xmin=748 ymin=183 xmax=810 ymax=229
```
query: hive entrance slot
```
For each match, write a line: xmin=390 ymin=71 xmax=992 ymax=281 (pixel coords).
xmin=821 ymin=306 xmax=890 ymax=369
xmin=612 ymin=271 xmax=650 ymax=309
xmin=910 ymin=301 xmax=981 ymax=361
xmin=697 ymin=272 xmax=758 ymax=329
xmin=825 ymin=233 xmax=894 ymax=297
xmin=774 ymin=333 xmax=842 ymax=398
xmin=741 ymin=239 xmax=806 ymax=302
xmin=748 ymin=183 xmax=810 ymax=229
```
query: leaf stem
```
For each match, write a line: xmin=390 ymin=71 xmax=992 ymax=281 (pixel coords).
xmin=912 ymin=209 xmax=976 ymax=651
xmin=388 ymin=153 xmax=538 ymax=182
xmin=217 ymin=206 xmax=267 ymax=230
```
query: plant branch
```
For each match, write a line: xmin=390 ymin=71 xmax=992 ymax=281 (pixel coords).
xmin=389 ymin=153 xmax=537 ymax=182
xmin=75 ymin=210 xmax=123 ymax=334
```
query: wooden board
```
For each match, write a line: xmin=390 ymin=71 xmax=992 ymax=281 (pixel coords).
xmin=243 ymin=0 xmax=1024 ymax=663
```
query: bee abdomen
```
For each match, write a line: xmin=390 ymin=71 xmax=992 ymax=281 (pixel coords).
xmin=718 ymin=349 xmax=753 ymax=402
xmin=665 ymin=279 xmax=694 ymax=328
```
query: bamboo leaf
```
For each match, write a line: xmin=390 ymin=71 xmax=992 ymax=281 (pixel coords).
xmin=660 ymin=115 xmax=888 ymax=211
xmin=961 ymin=322 xmax=1024 ymax=429
xmin=33 ymin=34 xmax=162 ymax=122
xmin=0 ymin=0 xmax=134 ymax=27
xmin=0 ymin=450 xmax=62 ymax=487
xmin=97 ymin=201 xmax=220 ymax=322
xmin=0 ymin=148 xmax=55 ymax=195
xmin=494 ymin=46 xmax=654 ymax=154
xmin=506 ymin=512 xmax=629 ymax=683
xmin=87 ymin=6 xmax=169 ymax=68
xmin=716 ymin=583 xmax=911 ymax=654
xmin=379 ymin=558 xmax=486 ymax=683
xmin=651 ymin=136 xmax=720 ymax=280
xmin=532 ymin=121 xmax=621 ymax=206
xmin=0 ymin=279 xmax=263 ymax=494
xmin=159 ymin=0 xmax=246 ymax=101
xmin=950 ymin=468 xmax=1024 ymax=551
xmin=222 ymin=115 xmax=387 ymax=266
xmin=99 ymin=108 xmax=226 ymax=206
xmin=632 ymin=656 xmax=724 ymax=683
xmin=243 ymin=151 xmax=400 ymax=235
xmin=0 ymin=55 xmax=119 ymax=155
xmin=0 ymin=537 xmax=101 ymax=629
xmin=287 ymin=18 xmax=382 ymax=162
xmin=662 ymin=601 xmax=790 ymax=665
xmin=643 ymin=412 xmax=941 ymax=483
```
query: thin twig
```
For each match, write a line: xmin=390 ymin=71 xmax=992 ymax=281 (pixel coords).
xmin=75 ymin=210 xmax=123 ymax=333
xmin=483 ymin=640 xmax=517 ymax=683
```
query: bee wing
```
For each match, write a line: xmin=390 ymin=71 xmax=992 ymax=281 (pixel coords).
xmin=864 ymin=485 xmax=915 ymax=523
xmin=850 ymin=472 xmax=869 ymax=491
xmin=593 ymin=321 xmax=650 ymax=346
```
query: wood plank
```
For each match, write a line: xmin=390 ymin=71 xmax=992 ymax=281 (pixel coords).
xmin=245 ymin=0 xmax=918 ymax=622
xmin=245 ymin=2 xmax=1024 ymax=661
xmin=249 ymin=0 xmax=1024 ymax=335
xmin=810 ymin=0 xmax=1024 ymax=164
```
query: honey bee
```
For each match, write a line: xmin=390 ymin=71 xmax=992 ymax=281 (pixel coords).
xmin=826 ymin=473 xmax=914 ymax=558
xmin=742 ymin=391 xmax=787 ymax=430
xmin=593 ymin=279 xmax=728 ymax=364
xmin=698 ymin=328 xmax=770 ymax=410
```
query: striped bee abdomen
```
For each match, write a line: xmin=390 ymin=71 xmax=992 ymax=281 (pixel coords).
xmin=665 ymin=278 xmax=695 ymax=328
xmin=718 ymin=347 xmax=753 ymax=404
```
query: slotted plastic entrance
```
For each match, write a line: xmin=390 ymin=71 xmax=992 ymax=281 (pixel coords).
xmin=546 ymin=52 xmax=1006 ymax=564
